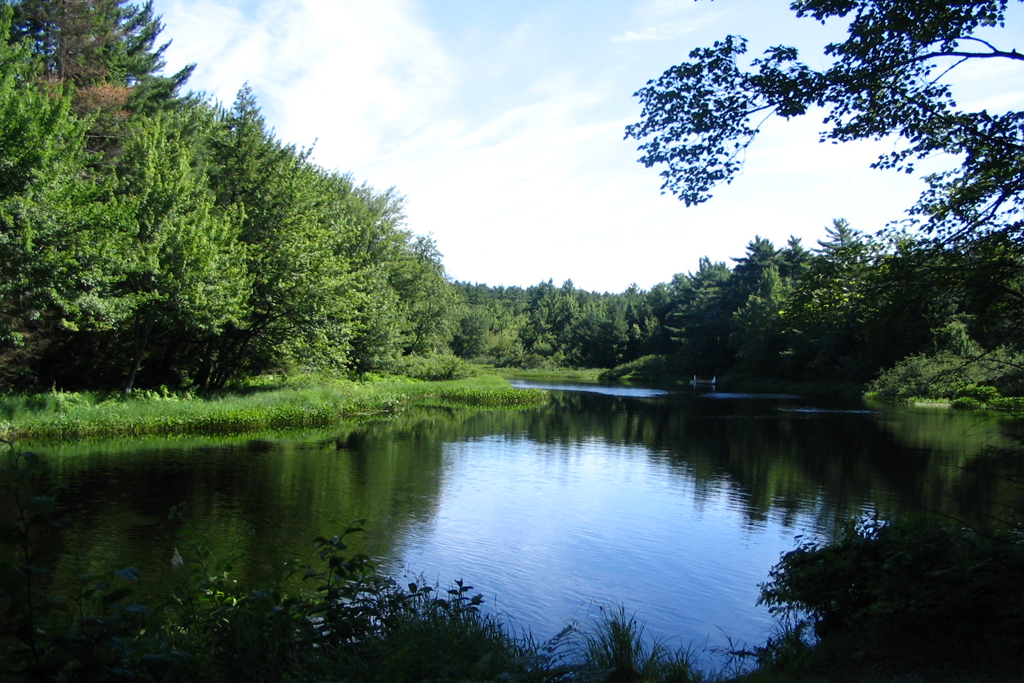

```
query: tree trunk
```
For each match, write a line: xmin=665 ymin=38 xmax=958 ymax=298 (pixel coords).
xmin=123 ymin=314 xmax=154 ymax=395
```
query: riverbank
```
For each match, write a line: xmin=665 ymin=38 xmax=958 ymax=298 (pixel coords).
xmin=595 ymin=355 xmax=866 ymax=399
xmin=0 ymin=374 xmax=549 ymax=441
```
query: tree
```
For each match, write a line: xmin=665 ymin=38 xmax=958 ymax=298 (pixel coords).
xmin=389 ymin=235 xmax=460 ymax=357
xmin=110 ymin=110 xmax=248 ymax=393
xmin=722 ymin=235 xmax=779 ymax=313
xmin=663 ymin=257 xmax=733 ymax=374
xmin=198 ymin=88 xmax=361 ymax=389
xmin=8 ymin=0 xmax=193 ymax=110
xmin=730 ymin=264 xmax=788 ymax=373
xmin=624 ymin=0 xmax=1023 ymax=246
xmin=0 ymin=3 xmax=114 ymax=388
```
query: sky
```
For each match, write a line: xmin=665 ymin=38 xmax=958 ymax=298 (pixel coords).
xmin=151 ymin=0 xmax=1024 ymax=293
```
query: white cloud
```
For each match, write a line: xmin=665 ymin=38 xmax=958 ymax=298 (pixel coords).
xmin=612 ymin=22 xmax=702 ymax=43
xmin=152 ymin=0 xmax=1023 ymax=293
xmin=612 ymin=0 xmax=723 ymax=43
xmin=159 ymin=0 xmax=458 ymax=160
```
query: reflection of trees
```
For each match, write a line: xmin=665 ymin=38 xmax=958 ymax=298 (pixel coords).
xmin=39 ymin=394 xmax=1022 ymax=596
xmin=44 ymin=419 xmax=455 ymax=592
xmin=465 ymin=392 xmax=1022 ymax=534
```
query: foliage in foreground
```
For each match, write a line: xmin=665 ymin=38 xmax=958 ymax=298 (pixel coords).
xmin=755 ymin=516 xmax=1024 ymax=678
xmin=625 ymin=0 xmax=1022 ymax=247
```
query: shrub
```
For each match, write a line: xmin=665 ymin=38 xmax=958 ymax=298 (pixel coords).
xmin=599 ymin=355 xmax=676 ymax=382
xmin=389 ymin=354 xmax=479 ymax=381
xmin=758 ymin=516 xmax=1024 ymax=670
xmin=956 ymin=383 xmax=1001 ymax=403
xmin=950 ymin=396 xmax=981 ymax=410
xmin=868 ymin=346 xmax=1023 ymax=402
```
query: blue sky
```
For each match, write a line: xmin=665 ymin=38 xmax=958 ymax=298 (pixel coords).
xmin=152 ymin=0 xmax=1024 ymax=293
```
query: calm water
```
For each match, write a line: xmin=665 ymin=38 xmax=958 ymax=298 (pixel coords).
xmin=30 ymin=381 xmax=1023 ymax=663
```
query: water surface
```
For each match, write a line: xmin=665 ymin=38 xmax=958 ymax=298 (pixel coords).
xmin=31 ymin=382 xmax=1022 ymax=663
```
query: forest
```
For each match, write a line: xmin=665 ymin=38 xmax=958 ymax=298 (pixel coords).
xmin=0 ymin=3 xmax=1021 ymax=682
xmin=0 ymin=0 xmax=1021 ymax=403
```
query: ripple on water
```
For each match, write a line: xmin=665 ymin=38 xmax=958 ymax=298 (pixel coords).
xmin=394 ymin=436 xmax=807 ymax=660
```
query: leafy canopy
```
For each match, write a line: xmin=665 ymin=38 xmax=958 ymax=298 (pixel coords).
xmin=624 ymin=0 xmax=1024 ymax=244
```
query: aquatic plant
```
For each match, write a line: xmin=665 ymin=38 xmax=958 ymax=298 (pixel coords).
xmin=576 ymin=606 xmax=704 ymax=683
xmin=0 ymin=375 xmax=548 ymax=441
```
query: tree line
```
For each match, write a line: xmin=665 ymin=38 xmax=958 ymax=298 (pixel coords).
xmin=0 ymin=0 xmax=457 ymax=393
xmin=1 ymin=0 xmax=1020 ymax=399
xmin=449 ymin=221 xmax=1022 ymax=396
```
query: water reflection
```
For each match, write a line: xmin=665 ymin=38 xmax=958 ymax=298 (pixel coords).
xmin=29 ymin=386 xmax=1022 ymax=665
xmin=508 ymin=379 xmax=670 ymax=397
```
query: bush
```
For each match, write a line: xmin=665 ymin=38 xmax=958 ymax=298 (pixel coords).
xmin=758 ymin=517 xmax=1024 ymax=671
xmin=950 ymin=396 xmax=981 ymax=410
xmin=599 ymin=355 xmax=677 ymax=382
xmin=867 ymin=346 xmax=1024 ymax=402
xmin=389 ymin=354 xmax=479 ymax=381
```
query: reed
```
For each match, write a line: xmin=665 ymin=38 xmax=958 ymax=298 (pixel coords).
xmin=0 ymin=375 xmax=548 ymax=441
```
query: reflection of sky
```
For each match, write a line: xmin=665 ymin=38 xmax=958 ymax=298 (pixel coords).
xmin=394 ymin=434 xmax=816 ymax=663
xmin=507 ymin=379 xmax=670 ymax=397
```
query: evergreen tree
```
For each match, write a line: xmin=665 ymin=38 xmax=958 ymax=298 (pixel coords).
xmin=7 ymin=0 xmax=193 ymax=109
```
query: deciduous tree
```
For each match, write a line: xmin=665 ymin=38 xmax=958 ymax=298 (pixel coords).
xmin=625 ymin=0 xmax=1023 ymax=245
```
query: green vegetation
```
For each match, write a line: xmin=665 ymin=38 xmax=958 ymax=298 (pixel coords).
xmin=746 ymin=517 xmax=1024 ymax=682
xmin=1 ymin=0 xmax=1019 ymax=679
xmin=0 ymin=0 xmax=1019 ymax=408
xmin=454 ymin=224 xmax=1022 ymax=407
xmin=616 ymin=0 xmax=1024 ymax=405
xmin=497 ymin=367 xmax=605 ymax=382
xmin=0 ymin=1 xmax=460 ymax=395
xmin=865 ymin=322 xmax=1024 ymax=407
xmin=2 ymin=447 xmax=1020 ymax=682
xmin=0 ymin=374 xmax=548 ymax=441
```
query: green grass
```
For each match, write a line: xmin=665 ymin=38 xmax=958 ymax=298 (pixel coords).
xmin=0 ymin=375 xmax=549 ymax=441
xmin=864 ymin=391 xmax=1024 ymax=415
xmin=496 ymin=366 xmax=605 ymax=382
xmin=575 ymin=606 xmax=705 ymax=683
xmin=599 ymin=355 xmax=681 ymax=383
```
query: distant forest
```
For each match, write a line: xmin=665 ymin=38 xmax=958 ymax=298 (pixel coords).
xmin=0 ymin=0 xmax=1021 ymax=398
xmin=453 ymin=221 xmax=1021 ymax=395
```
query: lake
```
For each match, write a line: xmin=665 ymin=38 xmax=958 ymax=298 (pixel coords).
xmin=27 ymin=380 xmax=1023 ymax=665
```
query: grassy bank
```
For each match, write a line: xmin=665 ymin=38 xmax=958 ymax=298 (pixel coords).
xmin=492 ymin=366 xmax=605 ymax=382
xmin=0 ymin=374 xmax=549 ymax=441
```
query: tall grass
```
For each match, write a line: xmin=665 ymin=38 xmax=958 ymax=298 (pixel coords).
xmin=0 ymin=375 xmax=549 ymax=441
xmin=576 ymin=606 xmax=705 ymax=683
